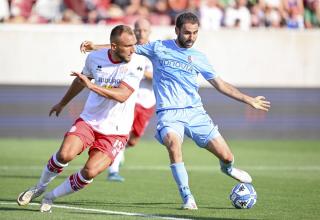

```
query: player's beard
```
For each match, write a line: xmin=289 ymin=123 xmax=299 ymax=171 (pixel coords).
xmin=177 ymin=35 xmax=194 ymax=48
xmin=116 ymin=52 xmax=131 ymax=63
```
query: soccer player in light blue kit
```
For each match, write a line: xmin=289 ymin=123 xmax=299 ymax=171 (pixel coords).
xmin=81 ymin=12 xmax=270 ymax=210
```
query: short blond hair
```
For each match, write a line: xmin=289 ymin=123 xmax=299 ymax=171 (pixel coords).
xmin=110 ymin=25 xmax=134 ymax=44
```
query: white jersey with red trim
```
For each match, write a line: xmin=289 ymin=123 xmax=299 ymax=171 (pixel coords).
xmin=80 ymin=49 xmax=145 ymax=135
xmin=136 ymin=57 xmax=156 ymax=109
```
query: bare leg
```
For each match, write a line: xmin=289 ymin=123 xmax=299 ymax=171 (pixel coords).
xmin=206 ymin=135 xmax=252 ymax=183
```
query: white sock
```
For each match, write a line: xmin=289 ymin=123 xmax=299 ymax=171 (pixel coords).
xmin=37 ymin=153 xmax=68 ymax=189
xmin=109 ymin=148 xmax=125 ymax=174
xmin=46 ymin=171 xmax=93 ymax=200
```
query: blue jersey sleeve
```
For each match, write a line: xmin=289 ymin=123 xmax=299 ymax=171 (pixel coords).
xmin=135 ymin=41 xmax=157 ymax=59
xmin=197 ymin=54 xmax=218 ymax=80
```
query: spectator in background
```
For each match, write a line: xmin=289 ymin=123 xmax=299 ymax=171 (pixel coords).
xmin=10 ymin=0 xmax=35 ymax=23
xmin=264 ymin=5 xmax=282 ymax=27
xmin=111 ymin=0 xmax=130 ymax=9
xmin=186 ymin=0 xmax=201 ymax=18
xmin=0 ymin=0 xmax=10 ymax=22
xmin=263 ymin=0 xmax=283 ymax=27
xmin=123 ymin=0 xmax=150 ymax=24
xmin=105 ymin=3 xmax=125 ymax=24
xmin=63 ymin=0 xmax=87 ymax=22
xmin=200 ymin=0 xmax=223 ymax=30
xmin=304 ymin=0 xmax=320 ymax=28
xmin=219 ymin=0 xmax=235 ymax=9
xmin=282 ymin=0 xmax=304 ymax=28
xmin=149 ymin=0 xmax=171 ymax=25
xmin=89 ymin=0 xmax=111 ymax=22
xmin=168 ymin=0 xmax=188 ymax=24
xmin=58 ymin=8 xmax=83 ymax=24
xmin=224 ymin=0 xmax=252 ymax=29
xmin=285 ymin=6 xmax=304 ymax=28
xmin=29 ymin=0 xmax=63 ymax=23
xmin=247 ymin=0 xmax=265 ymax=27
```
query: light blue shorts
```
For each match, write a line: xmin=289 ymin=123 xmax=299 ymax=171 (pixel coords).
xmin=155 ymin=107 xmax=221 ymax=148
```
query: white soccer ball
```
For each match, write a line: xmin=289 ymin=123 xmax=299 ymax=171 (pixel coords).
xmin=229 ymin=183 xmax=257 ymax=209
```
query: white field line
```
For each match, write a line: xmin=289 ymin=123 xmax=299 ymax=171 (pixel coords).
xmin=0 ymin=202 xmax=193 ymax=220
xmin=0 ymin=165 xmax=320 ymax=171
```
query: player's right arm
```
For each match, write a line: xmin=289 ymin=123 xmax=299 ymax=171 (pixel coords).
xmin=49 ymin=77 xmax=86 ymax=117
xmin=71 ymin=71 xmax=135 ymax=103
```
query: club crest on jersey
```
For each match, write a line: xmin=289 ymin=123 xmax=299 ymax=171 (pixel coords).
xmin=188 ymin=56 xmax=193 ymax=63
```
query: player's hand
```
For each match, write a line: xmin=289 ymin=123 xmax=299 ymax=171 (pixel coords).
xmin=80 ymin=41 xmax=94 ymax=53
xmin=49 ymin=103 xmax=65 ymax=117
xmin=250 ymin=96 xmax=271 ymax=111
xmin=71 ymin=71 xmax=93 ymax=89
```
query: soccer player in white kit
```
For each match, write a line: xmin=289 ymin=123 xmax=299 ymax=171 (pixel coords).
xmin=16 ymin=25 xmax=146 ymax=213
xmin=108 ymin=18 xmax=156 ymax=182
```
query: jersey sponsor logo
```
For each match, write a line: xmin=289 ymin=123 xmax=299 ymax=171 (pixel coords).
xmin=98 ymin=77 xmax=121 ymax=84
xmin=159 ymin=59 xmax=193 ymax=72
xmin=137 ymin=66 xmax=143 ymax=71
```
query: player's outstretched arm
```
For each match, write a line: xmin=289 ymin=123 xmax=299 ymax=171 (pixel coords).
xmin=80 ymin=41 xmax=110 ymax=53
xmin=49 ymin=77 xmax=86 ymax=117
xmin=71 ymin=71 xmax=133 ymax=103
xmin=208 ymin=77 xmax=271 ymax=111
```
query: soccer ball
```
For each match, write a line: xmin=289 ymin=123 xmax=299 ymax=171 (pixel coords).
xmin=229 ymin=183 xmax=257 ymax=209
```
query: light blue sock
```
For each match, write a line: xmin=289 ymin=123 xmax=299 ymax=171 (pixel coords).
xmin=170 ymin=162 xmax=192 ymax=201
xmin=220 ymin=158 xmax=234 ymax=174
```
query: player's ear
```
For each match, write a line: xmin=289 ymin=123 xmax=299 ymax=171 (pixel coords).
xmin=175 ymin=26 xmax=179 ymax=35
xmin=110 ymin=43 xmax=117 ymax=51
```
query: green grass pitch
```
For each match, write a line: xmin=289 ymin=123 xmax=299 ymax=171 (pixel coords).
xmin=0 ymin=138 xmax=319 ymax=220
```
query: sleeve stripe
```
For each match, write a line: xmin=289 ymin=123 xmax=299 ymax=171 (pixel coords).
xmin=120 ymin=81 xmax=135 ymax=92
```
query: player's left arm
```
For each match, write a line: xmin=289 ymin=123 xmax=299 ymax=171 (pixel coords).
xmin=80 ymin=41 xmax=110 ymax=53
xmin=71 ymin=71 xmax=133 ymax=103
xmin=208 ymin=77 xmax=271 ymax=111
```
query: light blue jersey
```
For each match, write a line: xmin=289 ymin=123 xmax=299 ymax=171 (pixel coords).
xmin=135 ymin=39 xmax=221 ymax=148
xmin=135 ymin=39 xmax=218 ymax=112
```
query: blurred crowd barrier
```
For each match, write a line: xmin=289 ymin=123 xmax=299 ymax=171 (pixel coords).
xmin=0 ymin=24 xmax=319 ymax=87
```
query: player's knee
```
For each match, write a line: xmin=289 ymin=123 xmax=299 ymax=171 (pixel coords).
xmin=56 ymin=150 xmax=73 ymax=164
xmin=167 ymin=144 xmax=182 ymax=159
xmin=81 ymin=167 xmax=99 ymax=179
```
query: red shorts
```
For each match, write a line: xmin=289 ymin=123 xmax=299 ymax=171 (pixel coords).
xmin=65 ymin=118 xmax=128 ymax=161
xmin=131 ymin=104 xmax=155 ymax=137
